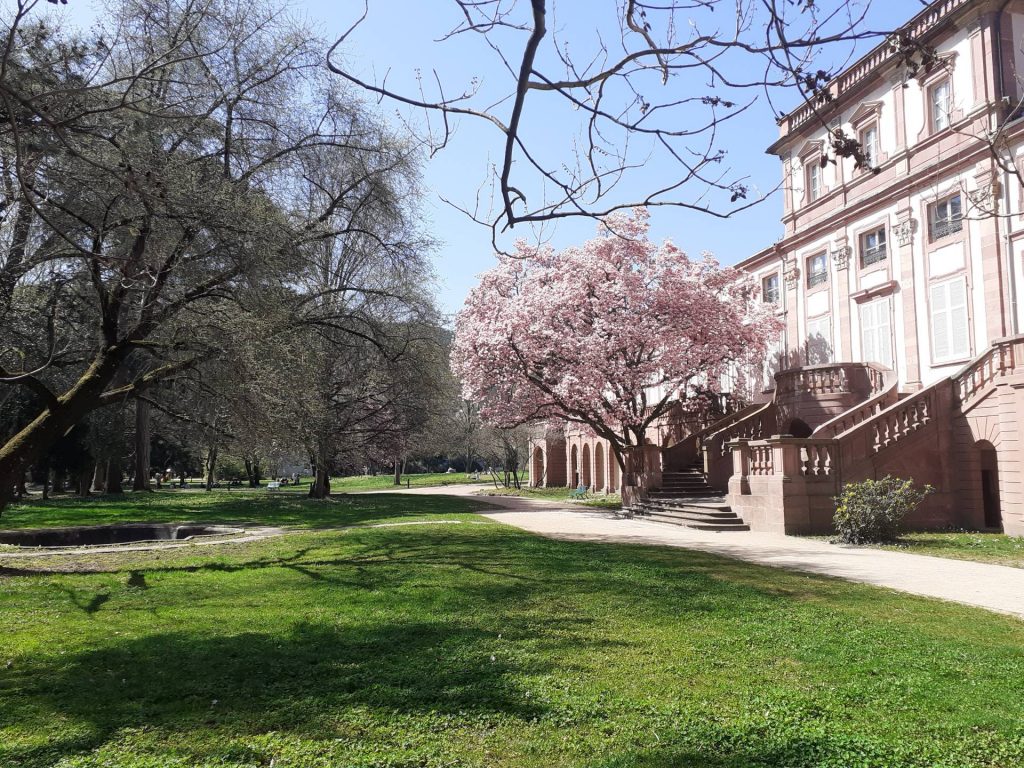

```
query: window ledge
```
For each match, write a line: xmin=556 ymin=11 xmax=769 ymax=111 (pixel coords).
xmin=850 ymin=280 xmax=898 ymax=304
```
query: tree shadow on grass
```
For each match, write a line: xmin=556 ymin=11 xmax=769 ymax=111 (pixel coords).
xmin=1 ymin=490 xmax=489 ymax=530
xmin=4 ymin=618 xmax=562 ymax=766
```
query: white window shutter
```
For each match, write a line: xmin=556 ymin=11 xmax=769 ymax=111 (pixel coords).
xmin=931 ymin=281 xmax=950 ymax=361
xmin=948 ymin=277 xmax=969 ymax=358
xmin=861 ymin=302 xmax=877 ymax=364
xmin=876 ymin=300 xmax=893 ymax=369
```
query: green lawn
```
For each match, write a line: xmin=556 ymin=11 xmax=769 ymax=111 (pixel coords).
xmin=869 ymin=531 xmax=1024 ymax=568
xmin=478 ymin=485 xmax=623 ymax=510
xmin=2 ymin=494 xmax=1024 ymax=767
xmin=0 ymin=489 xmax=487 ymax=530
xmin=309 ymin=472 xmax=523 ymax=493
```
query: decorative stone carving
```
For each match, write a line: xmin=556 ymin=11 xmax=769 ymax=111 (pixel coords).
xmin=783 ymin=261 xmax=800 ymax=287
xmin=831 ymin=244 xmax=852 ymax=270
xmin=967 ymin=185 xmax=993 ymax=208
xmin=893 ymin=219 xmax=915 ymax=246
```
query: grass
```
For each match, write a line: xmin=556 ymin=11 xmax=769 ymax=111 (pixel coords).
xmin=2 ymin=494 xmax=1024 ymax=767
xmin=0 ymin=489 xmax=488 ymax=530
xmin=478 ymin=485 xmax=623 ymax=510
xmin=307 ymin=472 xmax=525 ymax=493
xmin=868 ymin=530 xmax=1024 ymax=568
xmin=153 ymin=472 xmax=513 ymax=493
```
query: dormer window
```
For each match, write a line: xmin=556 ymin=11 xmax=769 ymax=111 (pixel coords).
xmin=860 ymin=227 xmax=887 ymax=267
xmin=930 ymin=78 xmax=951 ymax=132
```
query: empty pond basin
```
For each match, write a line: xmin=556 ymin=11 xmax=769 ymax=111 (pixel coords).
xmin=0 ymin=523 xmax=244 ymax=548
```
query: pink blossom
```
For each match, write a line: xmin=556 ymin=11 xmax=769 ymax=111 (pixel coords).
xmin=451 ymin=209 xmax=781 ymax=456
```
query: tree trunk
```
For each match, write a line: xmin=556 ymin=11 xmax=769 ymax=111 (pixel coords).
xmin=52 ymin=467 xmax=65 ymax=495
xmin=0 ymin=349 xmax=129 ymax=512
xmin=91 ymin=461 xmax=106 ymax=494
xmin=308 ymin=449 xmax=330 ymax=498
xmin=106 ymin=459 xmax=124 ymax=494
xmin=133 ymin=399 xmax=152 ymax=491
xmin=77 ymin=467 xmax=92 ymax=497
xmin=393 ymin=456 xmax=402 ymax=486
xmin=205 ymin=446 xmax=218 ymax=491
xmin=244 ymin=456 xmax=262 ymax=488
xmin=308 ymin=467 xmax=331 ymax=498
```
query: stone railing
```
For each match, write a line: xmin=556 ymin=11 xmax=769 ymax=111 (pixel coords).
xmin=732 ymin=437 xmax=840 ymax=480
xmin=954 ymin=335 xmax=1024 ymax=409
xmin=661 ymin=402 xmax=761 ymax=472
xmin=702 ymin=402 xmax=778 ymax=491
xmin=812 ymin=368 xmax=899 ymax=438
xmin=787 ymin=0 xmax=970 ymax=130
xmin=707 ymin=402 xmax=777 ymax=459
xmin=774 ymin=362 xmax=889 ymax=400
xmin=831 ymin=379 xmax=944 ymax=465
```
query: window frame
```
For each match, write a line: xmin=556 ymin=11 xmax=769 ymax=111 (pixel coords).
xmin=929 ymin=77 xmax=952 ymax=133
xmin=761 ymin=273 xmax=781 ymax=304
xmin=859 ymin=122 xmax=879 ymax=170
xmin=929 ymin=275 xmax=971 ymax=364
xmin=806 ymin=252 xmax=829 ymax=289
xmin=805 ymin=160 xmax=821 ymax=203
xmin=859 ymin=226 xmax=888 ymax=268
xmin=928 ymin=193 xmax=963 ymax=241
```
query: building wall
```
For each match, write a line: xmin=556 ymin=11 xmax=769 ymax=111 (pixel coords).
xmin=745 ymin=3 xmax=1024 ymax=395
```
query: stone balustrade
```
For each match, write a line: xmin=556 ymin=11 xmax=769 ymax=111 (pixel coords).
xmin=954 ymin=335 xmax=1024 ymax=408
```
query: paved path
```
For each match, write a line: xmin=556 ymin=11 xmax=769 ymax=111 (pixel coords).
xmin=386 ymin=485 xmax=1024 ymax=619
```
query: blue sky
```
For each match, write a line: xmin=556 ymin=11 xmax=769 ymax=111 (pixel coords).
xmin=46 ymin=0 xmax=917 ymax=316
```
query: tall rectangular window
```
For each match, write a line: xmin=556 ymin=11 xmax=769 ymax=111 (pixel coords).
xmin=806 ymin=162 xmax=821 ymax=202
xmin=860 ymin=298 xmax=893 ymax=369
xmin=806 ymin=252 xmax=828 ymax=288
xmin=930 ymin=276 xmax=970 ymax=362
xmin=930 ymin=79 xmax=951 ymax=131
xmin=860 ymin=124 xmax=879 ymax=168
xmin=762 ymin=273 xmax=780 ymax=304
xmin=929 ymin=194 xmax=962 ymax=240
xmin=860 ymin=227 xmax=887 ymax=267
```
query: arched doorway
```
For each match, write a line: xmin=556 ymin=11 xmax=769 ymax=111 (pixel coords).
xmin=532 ymin=446 xmax=544 ymax=487
xmin=595 ymin=443 xmax=605 ymax=492
xmin=787 ymin=418 xmax=813 ymax=438
xmin=570 ymin=445 xmax=579 ymax=488
xmin=582 ymin=444 xmax=592 ymax=488
xmin=978 ymin=441 xmax=1002 ymax=530
xmin=609 ymin=451 xmax=619 ymax=492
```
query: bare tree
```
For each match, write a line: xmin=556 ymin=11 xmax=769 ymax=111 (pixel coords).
xmin=327 ymin=0 xmax=895 ymax=245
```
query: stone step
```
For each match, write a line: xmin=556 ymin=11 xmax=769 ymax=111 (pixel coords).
xmin=641 ymin=502 xmax=735 ymax=518
xmin=637 ymin=510 xmax=750 ymax=532
xmin=647 ymin=493 xmax=720 ymax=499
xmin=633 ymin=496 xmax=749 ymax=532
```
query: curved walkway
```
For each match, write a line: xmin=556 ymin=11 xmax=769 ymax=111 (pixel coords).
xmin=393 ymin=485 xmax=1024 ymax=620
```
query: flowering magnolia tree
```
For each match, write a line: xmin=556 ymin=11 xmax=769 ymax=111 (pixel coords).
xmin=451 ymin=210 xmax=781 ymax=481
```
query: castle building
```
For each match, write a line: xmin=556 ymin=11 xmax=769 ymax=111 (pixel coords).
xmin=529 ymin=0 xmax=1024 ymax=537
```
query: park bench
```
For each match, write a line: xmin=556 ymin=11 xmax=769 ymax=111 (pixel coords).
xmin=569 ymin=484 xmax=588 ymax=499
xmin=267 ymin=481 xmax=281 ymax=491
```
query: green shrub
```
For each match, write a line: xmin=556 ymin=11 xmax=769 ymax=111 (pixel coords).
xmin=833 ymin=476 xmax=933 ymax=544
